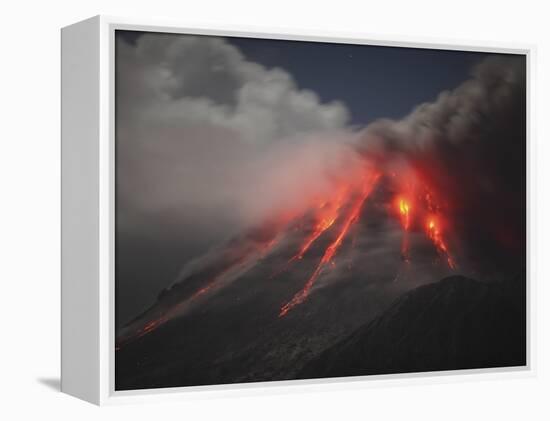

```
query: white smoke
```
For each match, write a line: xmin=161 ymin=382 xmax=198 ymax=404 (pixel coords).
xmin=116 ymin=33 xmax=360 ymax=238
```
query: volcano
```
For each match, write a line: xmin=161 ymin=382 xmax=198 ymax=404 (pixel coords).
xmin=113 ymin=166 xmax=524 ymax=390
xmin=116 ymin=169 xmax=459 ymax=349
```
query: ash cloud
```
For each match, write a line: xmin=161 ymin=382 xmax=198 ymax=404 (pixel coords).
xmin=116 ymin=33 xmax=358 ymax=234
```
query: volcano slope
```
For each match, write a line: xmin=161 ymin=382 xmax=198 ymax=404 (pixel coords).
xmin=114 ymin=178 xmax=525 ymax=390
xmin=115 ymin=273 xmax=525 ymax=389
xmin=299 ymin=275 xmax=526 ymax=379
xmin=114 ymin=242 xmax=399 ymax=390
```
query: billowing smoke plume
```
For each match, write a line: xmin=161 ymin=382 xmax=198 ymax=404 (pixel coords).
xmin=115 ymin=33 xmax=363 ymax=323
xmin=116 ymin=33 xmax=358 ymax=233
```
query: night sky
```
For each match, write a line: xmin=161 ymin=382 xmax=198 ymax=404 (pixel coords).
xmin=119 ymin=30 xmax=486 ymax=125
xmin=229 ymin=37 xmax=485 ymax=125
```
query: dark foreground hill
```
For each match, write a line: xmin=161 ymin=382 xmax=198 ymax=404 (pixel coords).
xmin=116 ymin=273 xmax=526 ymax=390
xmin=299 ymin=275 xmax=526 ymax=379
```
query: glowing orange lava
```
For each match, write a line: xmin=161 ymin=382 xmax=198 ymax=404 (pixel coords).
xmin=130 ymin=316 xmax=169 ymax=342
xmin=291 ymin=188 xmax=349 ymax=261
xmin=279 ymin=173 xmax=380 ymax=317
xmin=269 ymin=187 xmax=350 ymax=280
xmin=398 ymin=198 xmax=411 ymax=230
xmin=117 ymin=231 xmax=282 ymax=348
xmin=117 ymin=164 xmax=463 ymax=348
xmin=425 ymin=215 xmax=456 ymax=269
xmin=394 ymin=196 xmax=412 ymax=262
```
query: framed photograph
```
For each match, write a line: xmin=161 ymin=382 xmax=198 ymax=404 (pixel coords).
xmin=61 ymin=15 xmax=532 ymax=405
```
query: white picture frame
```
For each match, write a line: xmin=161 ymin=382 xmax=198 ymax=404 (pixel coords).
xmin=61 ymin=15 xmax=535 ymax=405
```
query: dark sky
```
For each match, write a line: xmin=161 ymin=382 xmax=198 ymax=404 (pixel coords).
xmin=228 ymin=37 xmax=487 ymax=125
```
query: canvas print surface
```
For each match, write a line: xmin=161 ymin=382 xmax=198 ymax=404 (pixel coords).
xmin=114 ymin=30 xmax=527 ymax=390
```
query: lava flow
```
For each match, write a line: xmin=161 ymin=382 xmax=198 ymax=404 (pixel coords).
xmin=396 ymin=197 xmax=412 ymax=262
xmin=116 ymin=225 xmax=284 ymax=349
xmin=117 ymin=257 xmax=247 ymax=348
xmin=279 ymin=173 xmax=381 ymax=317
xmin=271 ymin=186 xmax=350 ymax=279
xmin=391 ymin=175 xmax=457 ymax=270
xmin=398 ymin=198 xmax=411 ymax=230
xmin=425 ymin=215 xmax=456 ymax=269
xmin=118 ymin=161 xmax=461 ymax=345
xmin=291 ymin=187 xmax=349 ymax=262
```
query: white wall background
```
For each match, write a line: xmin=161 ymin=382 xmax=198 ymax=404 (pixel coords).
xmin=1 ymin=0 xmax=548 ymax=419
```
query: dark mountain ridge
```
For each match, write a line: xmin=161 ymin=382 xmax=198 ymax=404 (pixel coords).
xmin=116 ymin=272 xmax=526 ymax=390
xmin=299 ymin=275 xmax=526 ymax=379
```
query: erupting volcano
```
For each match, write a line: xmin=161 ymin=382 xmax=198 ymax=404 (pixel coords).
xmin=117 ymin=161 xmax=463 ymax=347
xmin=279 ymin=172 xmax=381 ymax=317
xmin=113 ymin=32 xmax=526 ymax=391
xmin=426 ymin=216 xmax=457 ymax=270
